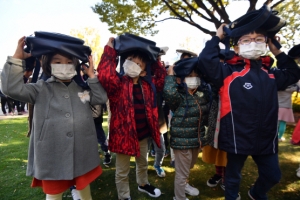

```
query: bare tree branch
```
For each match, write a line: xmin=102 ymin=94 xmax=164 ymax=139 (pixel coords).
xmin=193 ymin=0 xmax=222 ymax=28
xmin=162 ymin=0 xmax=215 ymax=35
xmin=182 ymin=0 xmax=213 ymax=22
xmin=247 ymin=0 xmax=258 ymax=12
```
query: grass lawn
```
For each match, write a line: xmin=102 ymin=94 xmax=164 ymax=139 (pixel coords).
xmin=0 ymin=116 xmax=300 ymax=200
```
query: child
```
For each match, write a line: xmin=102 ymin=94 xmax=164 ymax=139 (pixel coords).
xmin=278 ymin=83 xmax=299 ymax=141
xmin=198 ymin=22 xmax=300 ymax=200
xmin=1 ymin=36 xmax=108 ymax=200
xmin=163 ymin=58 xmax=209 ymax=200
xmin=97 ymin=37 xmax=166 ymax=200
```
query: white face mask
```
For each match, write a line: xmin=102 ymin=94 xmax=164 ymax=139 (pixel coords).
xmin=185 ymin=77 xmax=201 ymax=89
xmin=123 ymin=60 xmax=142 ymax=78
xmin=239 ymin=42 xmax=267 ymax=60
xmin=51 ymin=64 xmax=77 ymax=80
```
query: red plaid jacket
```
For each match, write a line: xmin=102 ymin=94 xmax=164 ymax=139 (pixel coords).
xmin=97 ymin=46 xmax=166 ymax=156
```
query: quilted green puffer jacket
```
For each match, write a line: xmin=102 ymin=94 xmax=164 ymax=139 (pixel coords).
xmin=163 ymin=76 xmax=210 ymax=150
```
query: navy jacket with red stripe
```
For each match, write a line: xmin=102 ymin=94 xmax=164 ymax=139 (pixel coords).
xmin=198 ymin=36 xmax=300 ymax=155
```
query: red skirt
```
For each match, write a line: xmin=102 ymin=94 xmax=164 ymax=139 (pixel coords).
xmin=31 ymin=166 xmax=102 ymax=194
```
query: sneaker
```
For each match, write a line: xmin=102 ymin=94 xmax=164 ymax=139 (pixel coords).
xmin=296 ymin=166 xmax=300 ymax=178
xmin=170 ymin=160 xmax=175 ymax=168
xmin=103 ymin=152 xmax=111 ymax=165
xmin=164 ymin=149 xmax=170 ymax=157
xmin=154 ymin=165 xmax=166 ymax=177
xmin=123 ymin=198 xmax=131 ymax=200
xmin=173 ymin=197 xmax=189 ymax=200
xmin=9 ymin=112 xmax=13 ymax=116
xmin=207 ymin=174 xmax=222 ymax=187
xmin=151 ymin=150 xmax=156 ymax=157
xmin=138 ymin=184 xmax=161 ymax=198
xmin=70 ymin=186 xmax=81 ymax=200
xmin=248 ymin=189 xmax=255 ymax=200
xmin=18 ymin=112 xmax=23 ymax=115
xmin=236 ymin=193 xmax=241 ymax=200
xmin=185 ymin=183 xmax=199 ymax=196
xmin=220 ymin=182 xmax=225 ymax=191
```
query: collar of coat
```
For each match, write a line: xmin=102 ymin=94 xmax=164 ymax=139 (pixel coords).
xmin=225 ymin=54 xmax=274 ymax=68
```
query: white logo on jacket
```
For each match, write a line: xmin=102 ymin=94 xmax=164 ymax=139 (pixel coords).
xmin=243 ymin=83 xmax=253 ymax=89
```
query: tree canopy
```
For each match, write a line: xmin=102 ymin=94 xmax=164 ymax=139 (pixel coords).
xmin=70 ymin=27 xmax=103 ymax=67
xmin=92 ymin=0 xmax=286 ymax=37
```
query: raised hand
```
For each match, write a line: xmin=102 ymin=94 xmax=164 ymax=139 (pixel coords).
xmin=13 ymin=36 xmax=31 ymax=60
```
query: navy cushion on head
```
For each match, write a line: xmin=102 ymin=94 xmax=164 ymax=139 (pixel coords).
xmin=114 ymin=33 xmax=160 ymax=62
xmin=224 ymin=5 xmax=286 ymax=39
xmin=288 ymin=44 xmax=300 ymax=58
xmin=173 ymin=57 xmax=198 ymax=77
xmin=25 ymin=31 xmax=92 ymax=63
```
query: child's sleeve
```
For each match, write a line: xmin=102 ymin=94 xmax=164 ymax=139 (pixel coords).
xmin=87 ymin=77 xmax=108 ymax=105
xmin=163 ymin=76 xmax=182 ymax=111
xmin=97 ymin=45 xmax=120 ymax=101
xmin=198 ymin=36 xmax=226 ymax=90
xmin=1 ymin=56 xmax=42 ymax=104
xmin=272 ymin=52 xmax=300 ymax=90
xmin=151 ymin=61 xmax=167 ymax=92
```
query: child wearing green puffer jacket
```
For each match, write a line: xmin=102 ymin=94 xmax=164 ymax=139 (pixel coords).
xmin=163 ymin=57 xmax=210 ymax=200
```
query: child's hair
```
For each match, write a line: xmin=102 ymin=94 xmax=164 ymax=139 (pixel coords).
xmin=232 ymin=29 xmax=268 ymax=46
xmin=122 ymin=50 xmax=150 ymax=65
xmin=41 ymin=52 xmax=79 ymax=77
xmin=180 ymin=53 xmax=193 ymax=59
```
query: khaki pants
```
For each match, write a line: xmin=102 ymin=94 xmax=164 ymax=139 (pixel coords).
xmin=115 ymin=137 xmax=149 ymax=200
xmin=174 ymin=148 xmax=200 ymax=200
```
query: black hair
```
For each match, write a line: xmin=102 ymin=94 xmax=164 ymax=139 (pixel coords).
xmin=232 ymin=29 xmax=268 ymax=46
xmin=180 ymin=53 xmax=193 ymax=60
xmin=122 ymin=50 xmax=150 ymax=65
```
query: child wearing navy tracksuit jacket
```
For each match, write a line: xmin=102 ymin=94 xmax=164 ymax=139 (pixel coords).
xmin=198 ymin=24 xmax=300 ymax=200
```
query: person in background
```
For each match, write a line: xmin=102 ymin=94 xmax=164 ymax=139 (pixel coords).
xmin=277 ymin=82 xmax=300 ymax=141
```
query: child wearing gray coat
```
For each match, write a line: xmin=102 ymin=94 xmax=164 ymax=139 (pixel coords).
xmin=1 ymin=36 xmax=108 ymax=200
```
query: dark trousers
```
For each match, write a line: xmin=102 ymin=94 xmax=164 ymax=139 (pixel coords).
xmin=225 ymin=153 xmax=281 ymax=200
xmin=1 ymin=97 xmax=14 ymax=114
xmin=94 ymin=118 xmax=108 ymax=152
xmin=13 ymin=100 xmax=21 ymax=112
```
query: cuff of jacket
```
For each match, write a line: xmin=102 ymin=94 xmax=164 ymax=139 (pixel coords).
xmin=165 ymin=75 xmax=176 ymax=83
xmin=104 ymin=45 xmax=117 ymax=59
xmin=6 ymin=56 xmax=26 ymax=69
xmin=87 ymin=77 xmax=99 ymax=84
xmin=210 ymin=36 xmax=221 ymax=45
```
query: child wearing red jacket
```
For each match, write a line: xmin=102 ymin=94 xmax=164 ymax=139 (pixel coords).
xmin=97 ymin=37 xmax=167 ymax=200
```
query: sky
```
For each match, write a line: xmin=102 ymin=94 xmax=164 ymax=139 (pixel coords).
xmin=0 ymin=0 xmax=268 ymax=70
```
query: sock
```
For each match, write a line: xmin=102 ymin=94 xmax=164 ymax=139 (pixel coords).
xmin=78 ymin=184 xmax=92 ymax=200
xmin=46 ymin=192 xmax=63 ymax=200
xmin=278 ymin=120 xmax=286 ymax=139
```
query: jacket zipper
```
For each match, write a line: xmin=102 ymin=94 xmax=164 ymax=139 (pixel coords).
xmin=192 ymin=94 xmax=202 ymax=148
xmin=256 ymin=61 xmax=263 ymax=154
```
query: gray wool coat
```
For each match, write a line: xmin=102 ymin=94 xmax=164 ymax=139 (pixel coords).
xmin=1 ymin=56 xmax=108 ymax=180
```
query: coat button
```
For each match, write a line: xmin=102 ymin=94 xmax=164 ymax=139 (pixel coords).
xmin=64 ymin=94 xmax=69 ymax=98
xmin=67 ymin=132 xmax=73 ymax=137
xmin=65 ymin=113 xmax=71 ymax=118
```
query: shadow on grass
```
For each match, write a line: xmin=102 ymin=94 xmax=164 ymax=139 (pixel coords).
xmin=1 ymin=119 xmax=300 ymax=200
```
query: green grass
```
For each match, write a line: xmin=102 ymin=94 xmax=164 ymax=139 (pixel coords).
xmin=1 ymin=117 xmax=300 ymax=200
